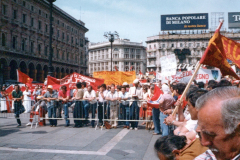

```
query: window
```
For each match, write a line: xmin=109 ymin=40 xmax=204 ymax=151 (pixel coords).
xmin=13 ymin=10 xmax=17 ymax=19
xmin=154 ymin=44 xmax=156 ymax=49
xmin=22 ymin=14 xmax=26 ymax=23
xmin=39 ymin=10 xmax=41 ymax=15
xmin=206 ymin=43 xmax=208 ymax=47
xmin=149 ymin=45 xmax=151 ymax=49
xmin=62 ymin=22 xmax=64 ymax=27
xmin=12 ymin=36 xmax=16 ymax=49
xmin=125 ymin=62 xmax=129 ymax=65
xmin=131 ymin=54 xmax=135 ymax=59
xmin=188 ymin=43 xmax=192 ymax=47
xmin=171 ymin=43 xmax=174 ymax=47
xmin=162 ymin=51 xmax=165 ymax=56
xmin=38 ymin=21 xmax=42 ymax=30
xmin=45 ymin=24 xmax=48 ymax=32
xmin=30 ymin=42 xmax=34 ymax=53
xmin=197 ymin=43 xmax=200 ymax=47
xmin=21 ymin=39 xmax=25 ymax=51
xmin=57 ymin=20 xmax=60 ymax=25
xmin=75 ymin=38 xmax=78 ymax=45
xmin=46 ymin=14 xmax=48 ymax=19
xmin=197 ymin=50 xmax=200 ymax=56
xmin=67 ymin=35 xmax=69 ymax=42
xmin=62 ymin=52 xmax=65 ymax=60
xmin=189 ymin=58 xmax=192 ymax=64
xmin=22 ymin=1 xmax=26 ymax=7
xmin=62 ymin=32 xmax=65 ymax=40
xmin=31 ymin=6 xmax=34 ymax=11
xmin=67 ymin=52 xmax=69 ymax=60
xmin=131 ymin=62 xmax=134 ymax=65
xmin=136 ymin=55 xmax=140 ymax=59
xmin=38 ymin=44 xmax=41 ymax=54
xmin=56 ymin=49 xmax=59 ymax=59
xmin=124 ymin=48 xmax=129 ymax=52
xmin=71 ymin=37 xmax=73 ymax=43
xmin=180 ymin=43 xmax=183 ymax=47
xmin=44 ymin=46 xmax=48 ymax=56
xmin=1 ymin=33 xmax=6 ymax=46
xmin=31 ymin=18 xmax=34 ymax=27
xmin=57 ymin=30 xmax=59 ymax=37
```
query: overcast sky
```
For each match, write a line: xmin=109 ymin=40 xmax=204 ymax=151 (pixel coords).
xmin=54 ymin=0 xmax=240 ymax=45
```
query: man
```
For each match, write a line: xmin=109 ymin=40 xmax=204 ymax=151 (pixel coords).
xmin=43 ymin=85 xmax=58 ymax=127
xmin=128 ymin=79 xmax=142 ymax=130
xmin=83 ymin=85 xmax=97 ymax=127
xmin=119 ymin=86 xmax=130 ymax=129
xmin=58 ymin=85 xmax=71 ymax=127
xmin=195 ymin=86 xmax=240 ymax=160
xmin=12 ymin=84 xmax=23 ymax=127
xmin=106 ymin=86 xmax=118 ymax=128
xmin=72 ymin=82 xmax=84 ymax=127
xmin=26 ymin=96 xmax=47 ymax=126
xmin=97 ymin=84 xmax=108 ymax=126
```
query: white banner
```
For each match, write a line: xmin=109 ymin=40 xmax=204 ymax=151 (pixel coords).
xmin=160 ymin=54 xmax=177 ymax=78
xmin=161 ymin=68 xmax=221 ymax=84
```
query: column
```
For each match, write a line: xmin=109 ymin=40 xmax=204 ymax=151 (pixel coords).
xmin=34 ymin=69 xmax=37 ymax=82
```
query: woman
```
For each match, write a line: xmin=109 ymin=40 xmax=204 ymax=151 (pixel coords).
xmin=1 ymin=85 xmax=9 ymax=113
xmin=23 ymin=85 xmax=32 ymax=113
xmin=140 ymin=87 xmax=149 ymax=125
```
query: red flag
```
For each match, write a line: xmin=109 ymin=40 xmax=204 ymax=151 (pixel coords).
xmin=139 ymin=70 xmax=143 ymax=75
xmin=115 ymin=66 xmax=118 ymax=71
xmin=130 ymin=66 xmax=133 ymax=71
xmin=199 ymin=24 xmax=239 ymax=80
xmin=17 ymin=70 xmax=30 ymax=84
xmin=153 ymin=71 xmax=156 ymax=76
xmin=147 ymin=85 xmax=163 ymax=109
xmin=47 ymin=72 xmax=104 ymax=91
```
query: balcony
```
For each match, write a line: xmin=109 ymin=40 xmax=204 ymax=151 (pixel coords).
xmin=21 ymin=23 xmax=28 ymax=30
xmin=11 ymin=19 xmax=19 ymax=26
xmin=147 ymin=54 xmax=156 ymax=58
xmin=1 ymin=15 xmax=8 ymax=22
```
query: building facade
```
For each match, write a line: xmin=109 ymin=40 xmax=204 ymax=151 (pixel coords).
xmin=0 ymin=0 xmax=88 ymax=84
xmin=88 ymin=39 xmax=146 ymax=76
xmin=146 ymin=32 xmax=240 ymax=72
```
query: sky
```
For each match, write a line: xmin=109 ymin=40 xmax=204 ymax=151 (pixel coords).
xmin=54 ymin=0 xmax=240 ymax=46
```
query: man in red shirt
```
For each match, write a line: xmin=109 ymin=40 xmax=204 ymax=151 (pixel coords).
xmin=58 ymin=85 xmax=71 ymax=126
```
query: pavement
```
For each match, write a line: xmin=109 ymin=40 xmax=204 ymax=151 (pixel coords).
xmin=0 ymin=113 xmax=160 ymax=160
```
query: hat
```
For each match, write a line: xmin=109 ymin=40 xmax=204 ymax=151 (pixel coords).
xmin=133 ymin=79 xmax=139 ymax=84
xmin=37 ymin=96 xmax=43 ymax=99
xmin=47 ymin=85 xmax=53 ymax=89
xmin=122 ymin=82 xmax=128 ymax=86
xmin=162 ymin=84 xmax=171 ymax=94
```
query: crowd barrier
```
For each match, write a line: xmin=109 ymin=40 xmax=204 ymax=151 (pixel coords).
xmin=0 ymin=99 xmax=154 ymax=130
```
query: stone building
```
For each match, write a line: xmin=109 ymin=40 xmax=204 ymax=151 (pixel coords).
xmin=146 ymin=31 xmax=240 ymax=72
xmin=0 ymin=0 xmax=88 ymax=84
xmin=88 ymin=39 xmax=146 ymax=76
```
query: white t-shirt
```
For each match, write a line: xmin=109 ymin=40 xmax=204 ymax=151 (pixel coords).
xmin=98 ymin=90 xmax=108 ymax=103
xmin=185 ymin=119 xmax=198 ymax=132
xmin=106 ymin=91 xmax=118 ymax=106
xmin=83 ymin=90 xmax=97 ymax=104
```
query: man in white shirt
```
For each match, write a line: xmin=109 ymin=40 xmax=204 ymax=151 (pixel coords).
xmin=119 ymin=86 xmax=130 ymax=129
xmin=83 ymin=85 xmax=97 ymax=128
xmin=128 ymin=79 xmax=143 ymax=130
xmin=106 ymin=86 xmax=118 ymax=128
xmin=97 ymin=84 xmax=108 ymax=126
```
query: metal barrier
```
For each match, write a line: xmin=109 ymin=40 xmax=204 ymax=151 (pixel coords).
xmin=0 ymin=99 xmax=154 ymax=130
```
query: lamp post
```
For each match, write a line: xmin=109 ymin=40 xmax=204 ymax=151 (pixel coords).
xmin=104 ymin=31 xmax=119 ymax=71
xmin=47 ymin=0 xmax=56 ymax=77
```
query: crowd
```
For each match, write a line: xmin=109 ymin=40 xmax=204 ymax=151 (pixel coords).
xmin=0 ymin=77 xmax=240 ymax=160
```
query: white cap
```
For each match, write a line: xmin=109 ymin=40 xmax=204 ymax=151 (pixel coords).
xmin=133 ymin=79 xmax=139 ymax=84
xmin=47 ymin=85 xmax=53 ymax=89
xmin=162 ymin=84 xmax=170 ymax=94
xmin=122 ymin=82 xmax=128 ymax=86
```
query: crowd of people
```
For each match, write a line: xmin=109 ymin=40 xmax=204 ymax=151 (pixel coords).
xmin=0 ymin=77 xmax=240 ymax=160
xmin=154 ymin=79 xmax=240 ymax=160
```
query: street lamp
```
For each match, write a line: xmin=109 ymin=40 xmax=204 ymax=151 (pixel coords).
xmin=104 ymin=31 xmax=119 ymax=71
xmin=47 ymin=0 xmax=56 ymax=77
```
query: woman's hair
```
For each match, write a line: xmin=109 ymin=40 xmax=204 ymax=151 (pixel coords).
xmin=154 ymin=135 xmax=187 ymax=160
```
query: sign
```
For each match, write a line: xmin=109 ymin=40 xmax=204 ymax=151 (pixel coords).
xmin=47 ymin=72 xmax=104 ymax=91
xmin=228 ymin=12 xmax=240 ymax=28
xmin=160 ymin=54 xmax=177 ymax=78
xmin=93 ymin=71 xmax=136 ymax=85
xmin=161 ymin=13 xmax=208 ymax=30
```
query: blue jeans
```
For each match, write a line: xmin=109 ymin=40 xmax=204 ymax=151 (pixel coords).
xmin=125 ymin=105 xmax=130 ymax=126
xmin=63 ymin=102 xmax=71 ymax=126
xmin=48 ymin=105 xmax=57 ymax=126
xmin=160 ymin=112 xmax=169 ymax=136
xmin=84 ymin=102 xmax=97 ymax=127
xmin=130 ymin=101 xmax=139 ymax=128
xmin=152 ymin=108 xmax=160 ymax=134
xmin=119 ymin=103 xmax=126 ymax=124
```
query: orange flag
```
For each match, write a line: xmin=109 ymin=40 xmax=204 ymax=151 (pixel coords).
xmin=199 ymin=26 xmax=240 ymax=80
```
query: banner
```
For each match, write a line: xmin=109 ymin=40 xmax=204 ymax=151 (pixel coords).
xmin=228 ymin=12 xmax=240 ymax=29
xmin=167 ymin=68 xmax=221 ymax=83
xmin=47 ymin=72 xmax=104 ymax=91
xmin=160 ymin=54 xmax=177 ymax=78
xmin=93 ymin=71 xmax=136 ymax=85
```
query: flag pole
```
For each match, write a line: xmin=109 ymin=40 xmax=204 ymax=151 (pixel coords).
xmin=172 ymin=61 xmax=201 ymax=116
